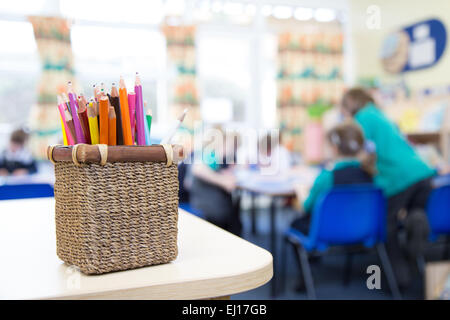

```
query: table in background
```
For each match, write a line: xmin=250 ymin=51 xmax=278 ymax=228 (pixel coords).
xmin=0 ymin=164 xmax=55 ymax=200
xmin=235 ymin=166 xmax=319 ymax=297
xmin=0 ymin=198 xmax=272 ymax=300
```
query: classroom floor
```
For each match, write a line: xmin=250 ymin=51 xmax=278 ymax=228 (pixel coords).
xmin=232 ymin=205 xmax=445 ymax=300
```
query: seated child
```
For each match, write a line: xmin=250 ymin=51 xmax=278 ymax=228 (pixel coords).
xmin=291 ymin=121 xmax=375 ymax=234
xmin=190 ymin=127 xmax=242 ymax=236
xmin=0 ymin=129 xmax=37 ymax=176
xmin=258 ymin=132 xmax=292 ymax=175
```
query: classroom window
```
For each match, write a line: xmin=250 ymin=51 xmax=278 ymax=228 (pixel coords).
xmin=0 ymin=20 xmax=40 ymax=126
xmin=71 ymin=24 xmax=166 ymax=122
xmin=261 ymin=33 xmax=277 ymax=129
xmin=60 ymin=0 xmax=164 ymax=25
xmin=197 ymin=32 xmax=251 ymax=123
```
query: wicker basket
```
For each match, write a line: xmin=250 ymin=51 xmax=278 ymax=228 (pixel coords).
xmin=48 ymin=144 xmax=182 ymax=275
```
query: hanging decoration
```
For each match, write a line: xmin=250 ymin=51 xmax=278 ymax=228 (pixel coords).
xmin=276 ymin=21 xmax=345 ymax=156
xmin=162 ymin=24 xmax=200 ymax=139
xmin=28 ymin=16 xmax=77 ymax=159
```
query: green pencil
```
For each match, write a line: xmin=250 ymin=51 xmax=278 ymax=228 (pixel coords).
xmin=146 ymin=108 xmax=152 ymax=141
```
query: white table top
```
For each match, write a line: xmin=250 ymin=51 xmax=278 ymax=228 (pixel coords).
xmin=235 ymin=165 xmax=319 ymax=197
xmin=0 ymin=198 xmax=272 ymax=300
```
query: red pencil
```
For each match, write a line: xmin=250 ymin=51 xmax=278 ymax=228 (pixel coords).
xmin=77 ymin=100 xmax=91 ymax=144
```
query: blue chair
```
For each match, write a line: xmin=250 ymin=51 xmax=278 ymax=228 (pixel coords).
xmin=426 ymin=184 xmax=450 ymax=259
xmin=280 ymin=185 xmax=401 ymax=299
xmin=0 ymin=183 xmax=54 ymax=200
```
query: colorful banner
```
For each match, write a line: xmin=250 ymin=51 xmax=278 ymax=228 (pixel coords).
xmin=276 ymin=23 xmax=345 ymax=154
xmin=28 ymin=16 xmax=76 ymax=159
xmin=162 ymin=24 xmax=200 ymax=135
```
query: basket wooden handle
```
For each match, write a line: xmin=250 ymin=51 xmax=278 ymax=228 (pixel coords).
xmin=72 ymin=144 xmax=108 ymax=166
xmin=48 ymin=144 xmax=185 ymax=165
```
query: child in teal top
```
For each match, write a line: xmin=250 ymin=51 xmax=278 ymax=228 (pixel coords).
xmin=341 ymin=88 xmax=435 ymax=287
xmin=292 ymin=121 xmax=374 ymax=234
xmin=354 ymin=102 xmax=436 ymax=197
xmin=303 ymin=159 xmax=369 ymax=213
xmin=342 ymin=89 xmax=436 ymax=197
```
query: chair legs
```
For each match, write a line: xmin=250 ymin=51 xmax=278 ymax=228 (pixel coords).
xmin=443 ymin=236 xmax=450 ymax=261
xmin=283 ymin=236 xmax=316 ymax=298
xmin=281 ymin=236 xmax=305 ymax=293
xmin=283 ymin=240 xmax=401 ymax=299
xmin=295 ymin=243 xmax=316 ymax=299
xmin=376 ymin=243 xmax=402 ymax=300
xmin=416 ymin=254 xmax=426 ymax=275
xmin=280 ymin=236 xmax=288 ymax=294
xmin=342 ymin=253 xmax=353 ymax=286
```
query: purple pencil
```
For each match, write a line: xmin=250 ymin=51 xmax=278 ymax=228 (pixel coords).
xmin=128 ymin=92 xmax=136 ymax=143
xmin=134 ymin=73 xmax=146 ymax=146
xmin=67 ymin=81 xmax=86 ymax=144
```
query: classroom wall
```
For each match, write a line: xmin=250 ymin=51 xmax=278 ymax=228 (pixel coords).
xmin=349 ymin=0 xmax=450 ymax=90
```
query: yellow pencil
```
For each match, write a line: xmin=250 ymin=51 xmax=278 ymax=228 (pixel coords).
xmin=60 ymin=115 xmax=68 ymax=146
xmin=87 ymin=101 xmax=99 ymax=144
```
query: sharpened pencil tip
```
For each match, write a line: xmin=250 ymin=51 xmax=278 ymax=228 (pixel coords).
xmin=179 ymin=108 xmax=188 ymax=122
xmin=135 ymin=72 xmax=141 ymax=86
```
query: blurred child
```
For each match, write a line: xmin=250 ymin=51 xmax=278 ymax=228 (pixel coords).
xmin=341 ymin=88 xmax=436 ymax=287
xmin=0 ymin=129 xmax=37 ymax=176
xmin=291 ymin=121 xmax=375 ymax=234
xmin=258 ymin=132 xmax=292 ymax=175
xmin=190 ymin=127 xmax=242 ymax=235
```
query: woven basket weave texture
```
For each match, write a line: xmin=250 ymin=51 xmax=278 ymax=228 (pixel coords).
xmin=54 ymin=161 xmax=179 ymax=274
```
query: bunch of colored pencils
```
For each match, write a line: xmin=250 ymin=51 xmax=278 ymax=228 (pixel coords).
xmin=57 ymin=72 xmax=153 ymax=146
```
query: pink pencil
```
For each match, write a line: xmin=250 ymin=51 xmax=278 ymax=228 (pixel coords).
xmin=57 ymin=95 xmax=74 ymax=145
xmin=128 ymin=92 xmax=136 ymax=144
xmin=134 ymin=73 xmax=146 ymax=145
xmin=67 ymin=81 xmax=86 ymax=144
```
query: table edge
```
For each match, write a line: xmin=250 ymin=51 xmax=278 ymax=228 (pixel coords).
xmin=42 ymin=259 xmax=273 ymax=300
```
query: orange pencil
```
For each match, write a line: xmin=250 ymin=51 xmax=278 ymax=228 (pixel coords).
xmin=108 ymin=106 xmax=117 ymax=146
xmin=119 ymin=76 xmax=133 ymax=145
xmin=99 ymin=96 xmax=109 ymax=145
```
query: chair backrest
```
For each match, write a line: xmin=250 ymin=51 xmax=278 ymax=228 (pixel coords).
xmin=427 ymin=185 xmax=450 ymax=237
xmin=309 ymin=185 xmax=386 ymax=250
xmin=0 ymin=183 xmax=54 ymax=200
